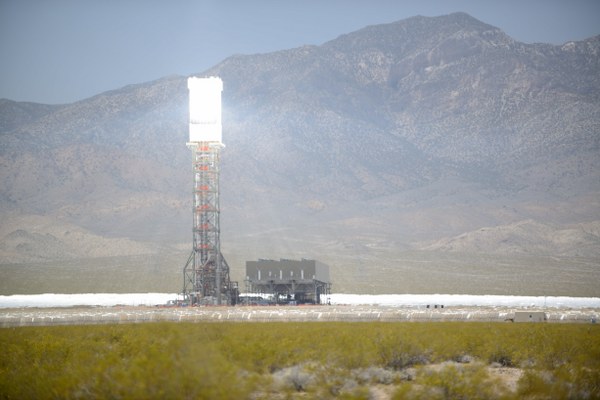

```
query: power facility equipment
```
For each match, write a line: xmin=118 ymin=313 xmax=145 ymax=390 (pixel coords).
xmin=245 ymin=259 xmax=332 ymax=304
xmin=513 ymin=311 xmax=548 ymax=322
xmin=182 ymin=77 xmax=238 ymax=305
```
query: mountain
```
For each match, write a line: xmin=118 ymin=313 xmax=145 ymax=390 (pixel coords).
xmin=419 ymin=220 xmax=600 ymax=257
xmin=1 ymin=13 xmax=599 ymax=295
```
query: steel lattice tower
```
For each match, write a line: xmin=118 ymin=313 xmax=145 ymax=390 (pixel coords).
xmin=182 ymin=77 xmax=237 ymax=305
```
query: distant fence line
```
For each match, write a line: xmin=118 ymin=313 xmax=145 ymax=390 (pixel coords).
xmin=1 ymin=306 xmax=598 ymax=327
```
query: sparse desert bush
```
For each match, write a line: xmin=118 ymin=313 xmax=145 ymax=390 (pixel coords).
xmin=517 ymin=366 xmax=600 ymax=400
xmin=354 ymin=366 xmax=396 ymax=385
xmin=271 ymin=364 xmax=317 ymax=392
xmin=0 ymin=321 xmax=598 ymax=399
xmin=392 ymin=362 xmax=511 ymax=400
xmin=377 ymin=335 xmax=430 ymax=370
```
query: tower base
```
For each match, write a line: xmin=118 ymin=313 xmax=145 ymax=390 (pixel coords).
xmin=183 ymin=250 xmax=239 ymax=306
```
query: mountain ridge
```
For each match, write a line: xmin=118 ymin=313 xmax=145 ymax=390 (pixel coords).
xmin=1 ymin=13 xmax=598 ymax=293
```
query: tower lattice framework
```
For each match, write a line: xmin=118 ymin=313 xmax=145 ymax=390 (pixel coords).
xmin=183 ymin=142 xmax=236 ymax=305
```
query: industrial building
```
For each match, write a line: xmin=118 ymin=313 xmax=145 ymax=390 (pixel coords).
xmin=245 ymin=259 xmax=332 ymax=304
xmin=513 ymin=311 xmax=548 ymax=322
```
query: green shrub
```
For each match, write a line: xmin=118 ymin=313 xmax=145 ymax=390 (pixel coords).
xmin=377 ymin=335 xmax=430 ymax=369
xmin=392 ymin=362 xmax=511 ymax=400
xmin=517 ymin=366 xmax=600 ymax=399
xmin=0 ymin=321 xmax=598 ymax=399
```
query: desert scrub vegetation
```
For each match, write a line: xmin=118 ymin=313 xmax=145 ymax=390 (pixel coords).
xmin=0 ymin=321 xmax=598 ymax=399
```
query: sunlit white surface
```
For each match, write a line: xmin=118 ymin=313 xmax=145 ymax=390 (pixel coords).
xmin=328 ymin=294 xmax=600 ymax=308
xmin=0 ymin=293 xmax=599 ymax=309
xmin=188 ymin=76 xmax=222 ymax=142
xmin=0 ymin=293 xmax=178 ymax=308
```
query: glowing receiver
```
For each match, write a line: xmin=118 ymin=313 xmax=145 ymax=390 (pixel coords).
xmin=188 ymin=76 xmax=223 ymax=143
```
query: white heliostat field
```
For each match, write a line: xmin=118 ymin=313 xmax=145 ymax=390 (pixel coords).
xmin=188 ymin=76 xmax=223 ymax=143
xmin=1 ymin=294 xmax=599 ymax=309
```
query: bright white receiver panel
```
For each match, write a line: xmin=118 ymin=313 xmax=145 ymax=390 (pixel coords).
xmin=188 ymin=76 xmax=223 ymax=143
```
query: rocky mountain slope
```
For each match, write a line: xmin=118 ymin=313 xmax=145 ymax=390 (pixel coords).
xmin=1 ymin=13 xmax=598 ymax=285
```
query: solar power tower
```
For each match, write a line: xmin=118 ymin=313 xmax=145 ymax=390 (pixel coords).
xmin=182 ymin=77 xmax=237 ymax=305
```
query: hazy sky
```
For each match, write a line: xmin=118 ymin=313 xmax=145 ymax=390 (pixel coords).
xmin=1 ymin=0 xmax=599 ymax=104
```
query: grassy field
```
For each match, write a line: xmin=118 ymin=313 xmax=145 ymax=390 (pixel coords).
xmin=0 ymin=253 xmax=184 ymax=295
xmin=1 ymin=322 xmax=599 ymax=399
xmin=1 ymin=250 xmax=599 ymax=296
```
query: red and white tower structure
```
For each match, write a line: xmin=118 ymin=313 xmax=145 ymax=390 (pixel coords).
xmin=183 ymin=76 xmax=237 ymax=305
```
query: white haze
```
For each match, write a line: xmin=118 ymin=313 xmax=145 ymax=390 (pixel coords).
xmin=1 ymin=293 xmax=599 ymax=309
